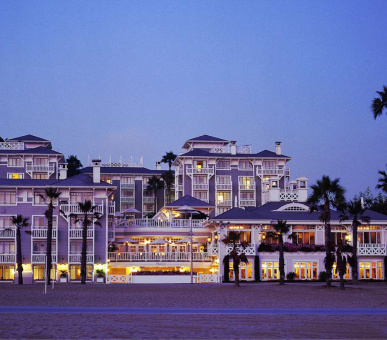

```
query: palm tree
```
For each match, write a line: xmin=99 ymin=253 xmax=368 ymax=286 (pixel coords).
xmin=339 ymin=199 xmax=370 ymax=280
xmin=269 ymin=220 xmax=291 ymax=285
xmin=146 ymin=176 xmax=164 ymax=214
xmin=336 ymin=240 xmax=347 ymax=290
xmin=222 ymin=231 xmax=248 ymax=287
xmin=39 ymin=187 xmax=62 ymax=285
xmin=307 ymin=176 xmax=346 ymax=288
xmin=161 ymin=170 xmax=175 ymax=204
xmin=161 ymin=151 xmax=177 ymax=171
xmin=371 ymin=85 xmax=387 ymax=119
xmin=376 ymin=168 xmax=387 ymax=193
xmin=11 ymin=215 xmax=30 ymax=285
xmin=72 ymin=200 xmax=101 ymax=284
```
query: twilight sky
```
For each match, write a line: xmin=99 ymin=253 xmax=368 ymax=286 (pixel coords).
xmin=1 ymin=1 xmax=387 ymax=198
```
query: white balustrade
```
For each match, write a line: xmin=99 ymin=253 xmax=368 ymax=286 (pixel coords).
xmin=0 ymin=228 xmax=15 ymax=238
xmin=68 ymin=253 xmax=94 ymax=263
xmin=0 ymin=254 xmax=15 ymax=263
xmin=196 ymin=274 xmax=221 ymax=283
xmin=32 ymin=254 xmax=57 ymax=263
xmin=32 ymin=227 xmax=57 ymax=238
xmin=186 ymin=167 xmax=214 ymax=175
xmin=0 ymin=142 xmax=24 ymax=150
xmin=217 ymin=199 xmax=232 ymax=206
xmin=239 ymin=184 xmax=255 ymax=190
xmin=216 ymin=183 xmax=232 ymax=190
xmin=239 ymin=199 xmax=256 ymax=206
xmin=177 ymin=184 xmax=183 ymax=192
xmin=121 ymin=197 xmax=135 ymax=203
xmin=357 ymin=243 xmax=386 ymax=256
xmin=256 ymin=168 xmax=290 ymax=177
xmin=121 ymin=183 xmax=135 ymax=189
xmin=60 ymin=203 xmax=103 ymax=217
xmin=108 ymin=204 xmax=115 ymax=215
xmin=143 ymin=197 xmax=155 ymax=203
xmin=116 ymin=219 xmax=206 ymax=229
xmin=227 ymin=243 xmax=256 ymax=255
xmin=108 ymin=252 xmax=211 ymax=262
xmin=106 ymin=274 xmax=132 ymax=284
xmin=69 ymin=228 xmax=94 ymax=238
xmin=193 ymin=184 xmax=209 ymax=190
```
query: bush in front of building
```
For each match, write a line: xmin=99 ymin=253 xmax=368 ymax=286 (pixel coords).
xmin=286 ymin=272 xmax=296 ymax=281
xmin=318 ymin=271 xmax=327 ymax=282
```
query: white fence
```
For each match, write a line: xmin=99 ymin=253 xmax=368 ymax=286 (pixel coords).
xmin=106 ymin=273 xmax=220 ymax=284
xmin=106 ymin=274 xmax=132 ymax=284
xmin=108 ymin=252 xmax=211 ymax=262
xmin=358 ymin=243 xmax=386 ymax=256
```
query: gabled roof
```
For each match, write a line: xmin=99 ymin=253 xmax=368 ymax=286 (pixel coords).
xmin=178 ymin=148 xmax=290 ymax=159
xmin=167 ymin=195 xmax=214 ymax=208
xmin=213 ymin=207 xmax=256 ymax=220
xmin=183 ymin=135 xmax=229 ymax=149
xmin=8 ymin=134 xmax=50 ymax=142
xmin=0 ymin=146 xmax=62 ymax=155
xmin=80 ymin=167 xmax=170 ymax=175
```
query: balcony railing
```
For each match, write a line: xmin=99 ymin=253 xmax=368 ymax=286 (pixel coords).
xmin=226 ymin=243 xmax=256 ymax=255
xmin=108 ymin=252 xmax=211 ymax=262
xmin=26 ymin=164 xmax=55 ymax=173
xmin=0 ymin=228 xmax=15 ymax=238
xmin=121 ymin=183 xmax=135 ymax=189
xmin=0 ymin=254 xmax=15 ymax=263
xmin=216 ymin=183 xmax=232 ymax=190
xmin=0 ymin=142 xmax=24 ymax=150
xmin=357 ymin=243 xmax=386 ymax=256
xmin=31 ymin=227 xmax=57 ymax=238
xmin=217 ymin=199 xmax=232 ymax=206
xmin=239 ymin=199 xmax=256 ymax=206
xmin=108 ymin=203 xmax=115 ymax=215
xmin=193 ymin=184 xmax=209 ymax=190
xmin=69 ymin=228 xmax=94 ymax=238
xmin=256 ymin=167 xmax=290 ymax=177
xmin=114 ymin=219 xmax=205 ymax=229
xmin=177 ymin=184 xmax=183 ymax=192
xmin=143 ymin=197 xmax=155 ymax=203
xmin=60 ymin=203 xmax=103 ymax=217
xmin=239 ymin=183 xmax=255 ymax=190
xmin=68 ymin=253 xmax=94 ymax=263
xmin=32 ymin=254 xmax=57 ymax=263
xmin=186 ymin=167 xmax=214 ymax=175
xmin=121 ymin=197 xmax=135 ymax=203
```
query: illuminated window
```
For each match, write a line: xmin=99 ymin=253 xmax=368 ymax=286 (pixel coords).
xmin=332 ymin=262 xmax=350 ymax=280
xmin=0 ymin=265 xmax=14 ymax=280
xmin=7 ymin=173 xmax=24 ymax=179
xmin=33 ymin=265 xmax=55 ymax=280
xmin=217 ymin=192 xmax=230 ymax=205
xmin=261 ymin=262 xmax=280 ymax=280
xmin=292 ymin=226 xmax=316 ymax=245
xmin=359 ymin=261 xmax=383 ymax=280
xmin=358 ymin=230 xmax=382 ymax=244
xmin=229 ymin=262 xmax=253 ymax=281
xmin=70 ymin=265 xmax=93 ymax=281
xmin=101 ymin=176 xmax=112 ymax=184
xmin=294 ymin=261 xmax=318 ymax=280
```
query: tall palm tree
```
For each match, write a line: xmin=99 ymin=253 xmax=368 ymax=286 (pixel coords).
xmin=72 ymin=200 xmax=101 ymax=284
xmin=39 ymin=187 xmax=62 ymax=285
xmin=307 ymin=176 xmax=346 ymax=288
xmin=270 ymin=220 xmax=291 ymax=285
xmin=222 ymin=231 xmax=248 ymax=287
xmin=339 ymin=199 xmax=370 ymax=280
xmin=336 ymin=240 xmax=347 ymax=290
xmin=161 ymin=151 xmax=177 ymax=171
xmin=11 ymin=215 xmax=30 ymax=285
xmin=161 ymin=170 xmax=175 ymax=204
xmin=146 ymin=176 xmax=164 ymax=214
xmin=371 ymin=85 xmax=387 ymax=119
xmin=376 ymin=168 xmax=387 ymax=193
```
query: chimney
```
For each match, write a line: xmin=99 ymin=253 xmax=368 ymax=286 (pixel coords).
xmin=59 ymin=163 xmax=68 ymax=180
xmin=156 ymin=161 xmax=161 ymax=170
xmin=230 ymin=141 xmax=237 ymax=155
xmin=275 ymin=141 xmax=282 ymax=155
xmin=91 ymin=159 xmax=101 ymax=183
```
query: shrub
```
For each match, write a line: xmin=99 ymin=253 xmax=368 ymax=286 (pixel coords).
xmin=59 ymin=270 xmax=68 ymax=278
xmin=96 ymin=269 xmax=106 ymax=277
xmin=318 ymin=271 xmax=327 ymax=282
xmin=286 ymin=272 xmax=296 ymax=281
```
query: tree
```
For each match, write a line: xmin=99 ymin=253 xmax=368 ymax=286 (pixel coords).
xmin=161 ymin=151 xmax=177 ymax=171
xmin=0 ymin=136 xmax=4 ymax=142
xmin=268 ymin=220 xmax=291 ymax=285
xmin=146 ymin=176 xmax=164 ymax=214
xmin=336 ymin=240 xmax=347 ymax=290
xmin=222 ymin=231 xmax=248 ymax=287
xmin=66 ymin=155 xmax=83 ymax=177
xmin=371 ymin=85 xmax=387 ymax=119
xmin=354 ymin=187 xmax=387 ymax=215
xmin=161 ymin=170 xmax=175 ymax=204
xmin=307 ymin=176 xmax=346 ymax=288
xmin=376 ymin=168 xmax=387 ymax=193
xmin=71 ymin=200 xmax=101 ymax=284
xmin=11 ymin=215 xmax=30 ymax=285
xmin=39 ymin=187 xmax=62 ymax=285
xmin=339 ymin=199 xmax=370 ymax=280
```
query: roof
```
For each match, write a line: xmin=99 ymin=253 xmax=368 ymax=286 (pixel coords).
xmin=8 ymin=134 xmax=50 ymax=142
xmin=167 ymin=195 xmax=214 ymax=208
xmin=80 ymin=167 xmax=171 ymax=175
xmin=178 ymin=148 xmax=290 ymax=159
xmin=0 ymin=146 xmax=62 ymax=155
xmin=183 ymin=135 xmax=229 ymax=149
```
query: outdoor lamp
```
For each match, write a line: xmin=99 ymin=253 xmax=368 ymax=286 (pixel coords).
xmin=207 ymin=236 xmax=211 ymax=243
xmin=214 ymin=234 xmax=219 ymax=240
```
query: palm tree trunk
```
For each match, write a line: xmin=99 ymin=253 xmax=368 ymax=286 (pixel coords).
xmin=279 ymin=235 xmax=285 ymax=285
xmin=233 ymin=259 xmax=240 ymax=287
xmin=46 ymin=204 xmax=53 ymax=285
xmin=81 ymin=214 xmax=88 ymax=284
xmin=352 ymin=222 xmax=358 ymax=280
xmin=16 ymin=228 xmax=23 ymax=285
xmin=325 ymin=220 xmax=332 ymax=288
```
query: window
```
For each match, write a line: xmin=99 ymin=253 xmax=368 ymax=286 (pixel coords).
xmin=194 ymin=160 xmax=206 ymax=169
xmin=70 ymin=241 xmax=92 ymax=253
xmin=299 ymin=181 xmax=306 ymax=188
xmin=0 ymin=265 xmax=14 ymax=280
xmin=193 ymin=191 xmax=208 ymax=202
xmin=294 ymin=261 xmax=318 ymax=280
xmin=358 ymin=229 xmax=382 ymax=244
xmin=33 ymin=265 xmax=56 ymax=281
xmin=32 ymin=241 xmax=56 ymax=254
xmin=7 ymin=173 xmax=24 ymax=179
xmin=217 ymin=160 xmax=230 ymax=170
xmin=217 ymin=192 xmax=231 ymax=205
xmin=7 ymin=157 xmax=23 ymax=167
xmin=238 ymin=160 xmax=253 ymax=170
xmin=121 ymin=190 xmax=134 ymax=197
xmin=0 ymin=216 xmax=14 ymax=229
xmin=34 ymin=192 xmax=46 ymax=205
xmin=216 ymin=176 xmax=231 ymax=184
xmin=70 ymin=265 xmax=93 ymax=281
xmin=240 ymin=192 xmax=254 ymax=200
xmin=0 ymin=191 xmax=16 ymax=205
xmin=240 ymin=177 xmax=254 ymax=188
xmin=101 ymin=176 xmax=112 ymax=184
xmin=359 ymin=261 xmax=383 ymax=280
xmin=332 ymin=262 xmax=350 ymax=280
xmin=0 ymin=241 xmax=15 ymax=254
xmin=229 ymin=262 xmax=253 ymax=281
xmin=121 ymin=177 xmax=134 ymax=184
xmin=32 ymin=174 xmax=48 ymax=179
xmin=70 ymin=192 xmax=93 ymax=204
xmin=271 ymin=181 xmax=278 ymax=188
xmin=263 ymin=161 xmax=276 ymax=169
xmin=292 ymin=226 xmax=315 ymax=245
xmin=33 ymin=158 xmax=48 ymax=165
xmin=261 ymin=262 xmax=279 ymax=280
xmin=216 ymin=207 xmax=231 ymax=215
xmin=332 ymin=231 xmax=348 ymax=245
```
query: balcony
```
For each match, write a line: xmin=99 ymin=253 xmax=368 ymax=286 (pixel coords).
xmin=26 ymin=164 xmax=55 ymax=177
xmin=0 ymin=142 xmax=24 ymax=150
xmin=186 ymin=167 xmax=214 ymax=176
xmin=193 ymin=184 xmax=209 ymax=190
xmin=256 ymin=167 xmax=290 ymax=177
xmin=31 ymin=254 xmax=57 ymax=263
xmin=115 ymin=219 xmax=205 ymax=229
xmin=108 ymin=252 xmax=211 ymax=262
xmin=68 ymin=253 xmax=94 ymax=263
xmin=177 ymin=184 xmax=183 ymax=192
xmin=108 ymin=203 xmax=115 ymax=215
xmin=60 ymin=203 xmax=103 ymax=219
xmin=143 ymin=197 xmax=155 ymax=203
xmin=239 ymin=199 xmax=255 ymax=207
xmin=217 ymin=199 xmax=232 ymax=206
xmin=69 ymin=228 xmax=94 ymax=238
xmin=0 ymin=228 xmax=15 ymax=238
xmin=239 ymin=183 xmax=255 ymax=190
xmin=226 ymin=243 xmax=256 ymax=255
xmin=358 ymin=243 xmax=386 ymax=256
xmin=121 ymin=197 xmax=135 ymax=204
xmin=216 ymin=183 xmax=232 ymax=190
xmin=32 ymin=227 xmax=57 ymax=238
xmin=0 ymin=254 xmax=15 ymax=263
xmin=121 ymin=183 xmax=135 ymax=189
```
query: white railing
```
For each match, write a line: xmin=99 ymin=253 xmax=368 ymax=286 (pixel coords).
xmin=280 ymin=190 xmax=299 ymax=201
xmin=32 ymin=254 xmax=57 ymax=263
xmin=239 ymin=199 xmax=256 ymax=206
xmin=143 ymin=197 xmax=155 ymax=203
xmin=26 ymin=164 xmax=55 ymax=173
xmin=97 ymin=159 xmax=143 ymax=167
xmin=31 ymin=227 xmax=57 ymax=238
xmin=193 ymin=184 xmax=209 ymax=190
xmin=209 ymin=245 xmax=218 ymax=256
xmin=177 ymin=184 xmax=183 ymax=192
xmin=227 ymin=243 xmax=256 ymax=255
xmin=69 ymin=228 xmax=94 ymax=238
xmin=186 ymin=167 xmax=214 ymax=175
xmin=196 ymin=274 xmax=221 ymax=283
xmin=121 ymin=197 xmax=135 ymax=203
xmin=68 ymin=253 xmax=94 ymax=263
xmin=358 ymin=243 xmax=386 ymax=256
xmin=0 ymin=229 xmax=15 ymax=238
xmin=121 ymin=183 xmax=135 ymax=189
xmin=217 ymin=199 xmax=232 ymax=206
xmin=106 ymin=274 xmax=132 ymax=284
xmin=216 ymin=183 xmax=232 ymax=190
xmin=108 ymin=252 xmax=211 ymax=262
xmin=210 ymin=145 xmax=251 ymax=154
xmin=0 ymin=142 xmax=24 ymax=150
xmin=108 ymin=204 xmax=115 ymax=215
xmin=115 ymin=219 xmax=205 ymax=229
xmin=256 ymin=168 xmax=290 ymax=177
xmin=60 ymin=203 xmax=103 ymax=216
xmin=0 ymin=254 xmax=15 ymax=263
xmin=239 ymin=184 xmax=255 ymax=190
